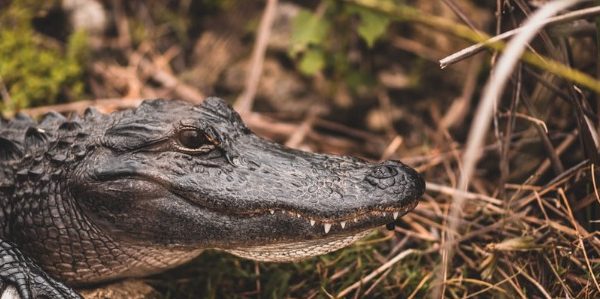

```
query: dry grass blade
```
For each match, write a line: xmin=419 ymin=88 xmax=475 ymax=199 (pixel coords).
xmin=407 ymin=271 xmax=432 ymax=299
xmin=426 ymin=182 xmax=503 ymax=205
xmin=445 ymin=277 xmax=509 ymax=296
xmin=464 ymin=269 xmax=522 ymax=299
xmin=434 ymin=1 xmax=584 ymax=298
xmin=543 ymin=255 xmax=574 ymax=297
xmin=515 ymin=265 xmax=552 ymax=299
xmin=0 ymin=75 xmax=12 ymax=107
xmin=593 ymin=164 xmax=600 ymax=206
xmin=234 ymin=0 xmax=278 ymax=115
xmin=336 ymin=249 xmax=416 ymax=298
xmin=559 ymin=188 xmax=600 ymax=293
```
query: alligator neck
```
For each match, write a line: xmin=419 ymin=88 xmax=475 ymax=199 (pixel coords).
xmin=6 ymin=175 xmax=202 ymax=285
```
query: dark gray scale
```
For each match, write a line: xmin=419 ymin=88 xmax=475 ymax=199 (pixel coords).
xmin=3 ymin=114 xmax=36 ymax=140
xmin=0 ymin=137 xmax=23 ymax=162
xmin=58 ymin=121 xmax=82 ymax=133
xmin=24 ymin=127 xmax=49 ymax=154
xmin=0 ymin=130 xmax=22 ymax=189
xmin=83 ymin=107 xmax=101 ymax=120
xmin=39 ymin=111 xmax=66 ymax=128
xmin=11 ymin=113 xmax=36 ymax=128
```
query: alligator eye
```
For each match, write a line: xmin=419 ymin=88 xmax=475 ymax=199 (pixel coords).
xmin=177 ymin=129 xmax=209 ymax=150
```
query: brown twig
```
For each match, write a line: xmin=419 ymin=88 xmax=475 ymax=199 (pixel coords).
xmin=439 ymin=57 xmax=482 ymax=129
xmin=0 ymin=75 xmax=12 ymax=109
xmin=558 ymin=188 xmax=600 ymax=294
xmin=440 ymin=0 xmax=481 ymax=34
xmin=439 ymin=5 xmax=600 ymax=68
xmin=426 ymin=182 xmax=503 ymax=206
xmin=336 ymin=249 xmax=417 ymax=298
xmin=285 ymin=105 xmax=325 ymax=148
xmin=234 ymin=0 xmax=278 ymax=114
xmin=18 ymin=98 xmax=144 ymax=116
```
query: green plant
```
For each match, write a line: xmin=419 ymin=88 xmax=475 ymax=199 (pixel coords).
xmin=0 ymin=0 xmax=88 ymax=111
xmin=289 ymin=1 xmax=391 ymax=87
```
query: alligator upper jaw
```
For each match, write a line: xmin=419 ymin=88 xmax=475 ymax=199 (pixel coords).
xmin=86 ymin=153 xmax=424 ymax=248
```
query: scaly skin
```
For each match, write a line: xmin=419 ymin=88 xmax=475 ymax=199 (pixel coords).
xmin=0 ymin=98 xmax=424 ymax=298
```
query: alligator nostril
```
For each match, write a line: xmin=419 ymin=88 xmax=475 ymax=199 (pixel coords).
xmin=369 ymin=165 xmax=398 ymax=179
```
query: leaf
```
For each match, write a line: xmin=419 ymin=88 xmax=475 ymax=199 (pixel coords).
xmin=485 ymin=236 xmax=542 ymax=252
xmin=356 ymin=9 xmax=390 ymax=47
xmin=290 ymin=9 xmax=330 ymax=57
xmin=298 ymin=48 xmax=325 ymax=75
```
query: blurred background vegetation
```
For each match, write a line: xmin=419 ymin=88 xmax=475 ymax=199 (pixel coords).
xmin=1 ymin=0 xmax=600 ymax=298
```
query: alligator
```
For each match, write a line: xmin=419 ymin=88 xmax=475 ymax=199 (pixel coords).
xmin=0 ymin=97 xmax=424 ymax=298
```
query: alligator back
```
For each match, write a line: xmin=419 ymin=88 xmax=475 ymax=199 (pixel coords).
xmin=1 ymin=112 xmax=69 ymax=189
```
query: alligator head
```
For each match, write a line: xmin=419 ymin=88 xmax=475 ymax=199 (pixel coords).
xmin=72 ymin=97 xmax=424 ymax=262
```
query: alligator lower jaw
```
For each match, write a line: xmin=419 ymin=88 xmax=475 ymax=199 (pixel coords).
xmin=222 ymin=230 xmax=373 ymax=262
xmin=214 ymin=202 xmax=419 ymax=262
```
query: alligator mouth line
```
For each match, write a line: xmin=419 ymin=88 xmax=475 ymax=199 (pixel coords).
xmin=237 ymin=200 xmax=419 ymax=234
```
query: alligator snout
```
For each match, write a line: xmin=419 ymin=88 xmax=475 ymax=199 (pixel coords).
xmin=364 ymin=160 xmax=425 ymax=203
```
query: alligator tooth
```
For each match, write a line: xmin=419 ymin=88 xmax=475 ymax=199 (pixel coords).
xmin=354 ymin=218 xmax=358 ymax=223
xmin=393 ymin=212 xmax=399 ymax=219
xmin=324 ymin=223 xmax=332 ymax=234
xmin=269 ymin=209 xmax=275 ymax=214
xmin=340 ymin=221 xmax=346 ymax=229
xmin=297 ymin=213 xmax=301 ymax=218
xmin=383 ymin=212 xmax=387 ymax=217
xmin=310 ymin=219 xmax=316 ymax=226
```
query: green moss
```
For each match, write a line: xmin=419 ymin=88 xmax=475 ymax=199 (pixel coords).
xmin=0 ymin=0 xmax=88 ymax=111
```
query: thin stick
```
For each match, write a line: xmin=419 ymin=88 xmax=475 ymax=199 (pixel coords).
xmin=426 ymin=182 xmax=503 ymax=205
xmin=336 ymin=249 xmax=416 ymax=298
xmin=593 ymin=164 xmax=600 ymax=206
xmin=515 ymin=265 xmax=552 ymax=299
xmin=558 ymin=188 xmax=600 ymax=294
xmin=407 ymin=271 xmax=432 ymax=299
xmin=495 ymin=268 xmax=527 ymax=298
xmin=440 ymin=0 xmax=481 ymax=33
xmin=362 ymin=268 xmax=392 ymax=297
xmin=254 ymin=262 xmax=261 ymax=295
xmin=18 ymin=98 xmax=144 ymax=116
xmin=464 ymin=269 xmax=520 ymax=298
xmin=234 ymin=0 xmax=278 ymax=114
xmin=498 ymin=112 xmax=548 ymax=133
xmin=439 ymin=5 xmax=600 ymax=68
xmin=0 ymin=75 xmax=13 ymax=109
xmin=380 ymin=136 xmax=403 ymax=160
xmin=285 ymin=106 xmax=324 ymax=148
xmin=543 ymin=255 xmax=574 ymax=297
